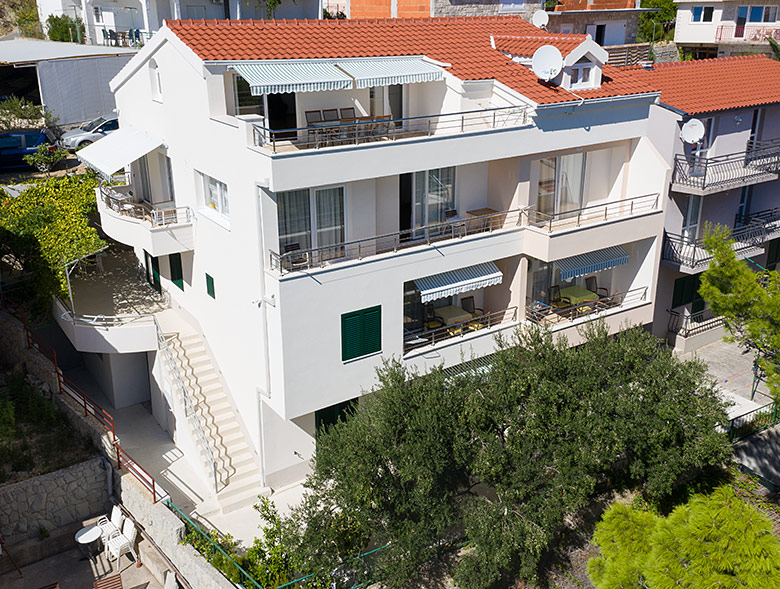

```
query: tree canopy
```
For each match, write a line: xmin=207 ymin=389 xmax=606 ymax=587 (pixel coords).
xmin=285 ymin=324 xmax=730 ymax=587
xmin=700 ymin=224 xmax=780 ymax=400
xmin=589 ymin=486 xmax=780 ymax=588
xmin=637 ymin=0 xmax=677 ymax=43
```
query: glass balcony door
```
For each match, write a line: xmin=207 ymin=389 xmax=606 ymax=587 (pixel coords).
xmin=537 ymin=154 xmax=586 ymax=219
xmin=277 ymin=186 xmax=345 ymax=261
xmin=411 ymin=167 xmax=455 ymax=239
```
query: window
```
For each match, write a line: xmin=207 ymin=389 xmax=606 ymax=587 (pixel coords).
xmin=341 ymin=306 xmax=381 ymax=361
xmin=0 ymin=135 xmax=23 ymax=149
xmin=164 ymin=156 xmax=175 ymax=200
xmin=277 ymin=186 xmax=345 ymax=260
xmin=672 ymin=274 xmax=702 ymax=308
xmin=681 ymin=194 xmax=702 ymax=241
xmin=169 ymin=253 xmax=183 ymax=291
xmin=234 ymin=76 xmax=264 ymax=116
xmin=750 ymin=108 xmax=764 ymax=143
xmin=202 ymin=174 xmax=229 ymax=218
xmin=149 ymin=59 xmax=162 ymax=102
xmin=93 ymin=6 xmax=103 ymax=23
xmin=537 ymin=153 xmax=587 ymax=218
xmin=570 ymin=58 xmax=593 ymax=89
xmin=99 ymin=119 xmax=119 ymax=132
xmin=763 ymin=6 xmax=777 ymax=22
xmin=736 ymin=186 xmax=752 ymax=225
xmin=205 ymin=273 xmax=215 ymax=299
xmin=749 ymin=5 xmax=764 ymax=22
xmin=691 ymin=6 xmax=714 ymax=22
xmin=412 ymin=167 xmax=455 ymax=238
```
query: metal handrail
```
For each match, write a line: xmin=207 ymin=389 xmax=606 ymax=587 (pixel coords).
xmin=525 ymin=287 xmax=648 ymax=326
xmin=403 ymin=307 xmax=518 ymax=353
xmin=116 ymin=443 xmax=166 ymax=503
xmin=252 ymin=104 xmax=532 ymax=153
xmin=735 ymin=205 xmax=780 ymax=229
xmin=716 ymin=24 xmax=780 ymax=42
xmin=527 ymin=193 xmax=659 ymax=232
xmin=672 ymin=142 xmax=780 ymax=192
xmin=60 ymin=307 xmax=219 ymax=493
xmin=100 ymin=186 xmax=193 ymax=227
xmin=728 ymin=401 xmax=780 ymax=443
xmin=270 ymin=206 xmax=530 ymax=274
xmin=662 ymin=225 xmax=767 ymax=268
xmin=667 ymin=308 xmax=725 ymax=338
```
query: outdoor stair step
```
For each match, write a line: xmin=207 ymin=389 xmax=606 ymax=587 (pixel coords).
xmin=218 ymin=480 xmax=264 ymax=514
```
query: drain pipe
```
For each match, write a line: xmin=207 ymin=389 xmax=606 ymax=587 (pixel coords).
xmin=102 ymin=456 xmax=115 ymax=502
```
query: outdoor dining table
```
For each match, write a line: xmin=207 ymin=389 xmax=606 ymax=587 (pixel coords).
xmin=559 ymin=285 xmax=599 ymax=306
xmin=436 ymin=305 xmax=473 ymax=325
xmin=75 ymin=524 xmax=102 ymax=562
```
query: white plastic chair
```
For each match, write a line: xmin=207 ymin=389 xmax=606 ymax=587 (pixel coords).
xmin=105 ymin=517 xmax=138 ymax=565
xmin=96 ymin=505 xmax=122 ymax=543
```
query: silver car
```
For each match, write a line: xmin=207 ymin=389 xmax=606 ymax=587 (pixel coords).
xmin=60 ymin=115 xmax=119 ymax=149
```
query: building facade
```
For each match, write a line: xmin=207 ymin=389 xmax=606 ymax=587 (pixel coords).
xmin=675 ymin=0 xmax=780 ymax=58
xmin=70 ymin=17 xmax=671 ymax=510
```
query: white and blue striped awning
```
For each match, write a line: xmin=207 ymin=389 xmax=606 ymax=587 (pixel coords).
xmin=415 ymin=262 xmax=503 ymax=303
xmin=229 ymin=62 xmax=353 ymax=95
xmin=336 ymin=58 xmax=444 ymax=89
xmin=557 ymin=245 xmax=629 ymax=280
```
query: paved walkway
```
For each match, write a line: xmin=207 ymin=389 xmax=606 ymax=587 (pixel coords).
xmin=734 ymin=426 xmax=780 ymax=490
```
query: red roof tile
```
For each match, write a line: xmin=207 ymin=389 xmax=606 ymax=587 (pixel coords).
xmin=493 ymin=34 xmax=585 ymax=57
xmin=631 ymin=55 xmax=780 ymax=114
xmin=166 ymin=18 xmax=657 ymax=105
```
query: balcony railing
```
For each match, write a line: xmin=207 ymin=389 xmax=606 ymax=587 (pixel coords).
xmin=252 ymin=105 xmax=532 ymax=153
xmin=525 ymin=287 xmax=648 ymax=327
xmin=667 ymin=308 xmax=725 ymax=338
xmin=270 ymin=206 xmax=530 ymax=274
xmin=672 ymin=142 xmax=780 ymax=193
xmin=526 ymin=193 xmax=659 ymax=232
xmin=735 ymin=206 xmax=780 ymax=235
xmin=403 ymin=307 xmax=518 ymax=353
xmin=100 ymin=186 xmax=193 ymax=226
xmin=662 ymin=224 xmax=767 ymax=269
xmin=716 ymin=24 xmax=780 ymax=42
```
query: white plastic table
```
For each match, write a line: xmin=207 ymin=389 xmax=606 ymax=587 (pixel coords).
xmin=75 ymin=524 xmax=102 ymax=561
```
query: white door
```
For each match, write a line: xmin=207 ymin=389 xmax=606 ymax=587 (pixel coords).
xmin=681 ymin=195 xmax=702 ymax=242
xmin=604 ymin=21 xmax=626 ymax=45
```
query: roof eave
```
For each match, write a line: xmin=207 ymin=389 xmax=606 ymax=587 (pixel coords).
xmin=535 ymin=91 xmax=660 ymax=112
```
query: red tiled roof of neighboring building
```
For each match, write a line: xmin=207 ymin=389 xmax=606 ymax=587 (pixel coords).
xmin=493 ymin=34 xmax=585 ymax=57
xmin=631 ymin=55 xmax=780 ymax=114
xmin=165 ymin=18 xmax=658 ymax=105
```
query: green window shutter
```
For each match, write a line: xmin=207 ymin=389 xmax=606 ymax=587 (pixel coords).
xmin=767 ymin=239 xmax=780 ymax=270
xmin=169 ymin=253 xmax=183 ymax=291
xmin=206 ymin=273 xmax=215 ymax=299
xmin=341 ymin=305 xmax=382 ymax=361
xmin=672 ymin=276 xmax=687 ymax=308
xmin=672 ymin=274 xmax=702 ymax=308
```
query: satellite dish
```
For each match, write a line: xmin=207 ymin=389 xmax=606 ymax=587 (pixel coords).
xmin=531 ymin=45 xmax=563 ymax=82
xmin=681 ymin=118 xmax=706 ymax=144
xmin=531 ymin=10 xmax=549 ymax=28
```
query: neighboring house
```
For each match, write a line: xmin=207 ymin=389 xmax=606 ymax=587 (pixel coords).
xmin=36 ymin=0 xmax=322 ymax=46
xmin=72 ymin=17 xmax=670 ymax=508
xmin=675 ymin=0 xmax=780 ymax=58
xmin=0 ymin=38 xmax=136 ymax=125
xmin=638 ymin=56 xmax=780 ymax=352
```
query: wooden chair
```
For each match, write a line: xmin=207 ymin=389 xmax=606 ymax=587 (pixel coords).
xmin=340 ymin=107 xmax=356 ymax=119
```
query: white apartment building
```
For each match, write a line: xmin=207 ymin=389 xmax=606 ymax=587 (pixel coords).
xmin=70 ymin=17 xmax=671 ymax=511
xmin=675 ymin=0 xmax=780 ymax=58
xmin=637 ymin=56 xmax=780 ymax=351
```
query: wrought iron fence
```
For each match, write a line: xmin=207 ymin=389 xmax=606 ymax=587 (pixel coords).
xmin=526 ymin=193 xmax=659 ymax=232
xmin=672 ymin=141 xmax=780 ymax=192
xmin=662 ymin=224 xmax=767 ymax=268
xmin=270 ymin=207 xmax=529 ymax=274
xmin=667 ymin=308 xmax=725 ymax=338
xmin=728 ymin=402 xmax=780 ymax=443
xmin=252 ymin=105 xmax=531 ymax=153
xmin=403 ymin=307 xmax=518 ymax=353
xmin=525 ymin=287 xmax=648 ymax=327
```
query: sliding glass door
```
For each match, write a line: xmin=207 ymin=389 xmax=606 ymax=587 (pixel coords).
xmin=277 ymin=186 xmax=345 ymax=260
xmin=537 ymin=154 xmax=586 ymax=219
xmin=412 ymin=167 xmax=456 ymax=239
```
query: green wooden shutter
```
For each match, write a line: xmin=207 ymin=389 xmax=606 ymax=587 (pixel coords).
xmin=169 ymin=253 xmax=183 ymax=291
xmin=206 ymin=274 xmax=215 ymax=299
xmin=341 ymin=305 xmax=382 ymax=361
xmin=767 ymin=239 xmax=780 ymax=271
xmin=672 ymin=276 xmax=687 ymax=308
xmin=672 ymin=274 xmax=702 ymax=308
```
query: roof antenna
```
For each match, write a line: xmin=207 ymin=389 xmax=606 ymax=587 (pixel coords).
xmin=531 ymin=45 xmax=563 ymax=81
xmin=532 ymin=10 xmax=549 ymax=30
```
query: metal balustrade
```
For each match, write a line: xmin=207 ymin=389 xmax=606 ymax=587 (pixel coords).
xmin=716 ymin=24 xmax=780 ymax=42
xmin=662 ymin=224 xmax=767 ymax=269
xmin=667 ymin=308 xmax=725 ymax=338
xmin=252 ymin=104 xmax=532 ymax=153
xmin=100 ymin=186 xmax=193 ymax=227
xmin=525 ymin=287 xmax=648 ymax=327
xmin=526 ymin=193 xmax=659 ymax=232
xmin=403 ymin=307 xmax=518 ymax=353
xmin=672 ymin=141 xmax=780 ymax=193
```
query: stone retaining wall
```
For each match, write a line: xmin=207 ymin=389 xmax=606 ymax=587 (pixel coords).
xmin=0 ymin=457 xmax=110 ymax=546
xmin=653 ymin=42 xmax=679 ymax=63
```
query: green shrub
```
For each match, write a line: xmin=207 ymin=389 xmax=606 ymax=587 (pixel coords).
xmin=45 ymin=14 xmax=84 ymax=43
xmin=23 ymin=143 xmax=68 ymax=176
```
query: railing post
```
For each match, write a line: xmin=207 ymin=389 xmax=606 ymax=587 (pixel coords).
xmin=461 ymin=116 xmax=464 ymax=133
xmin=493 ymin=111 xmax=496 ymax=128
xmin=427 ymin=119 xmax=432 ymax=136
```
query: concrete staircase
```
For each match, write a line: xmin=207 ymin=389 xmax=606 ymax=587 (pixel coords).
xmin=165 ymin=331 xmax=263 ymax=514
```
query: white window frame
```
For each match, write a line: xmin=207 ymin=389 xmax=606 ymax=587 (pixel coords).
xmin=681 ymin=194 xmax=703 ymax=242
xmin=569 ymin=60 xmax=594 ymax=89
xmin=277 ymin=184 xmax=348 ymax=255
xmin=149 ymin=59 xmax=162 ymax=102
xmin=93 ymin=6 xmax=103 ymax=23
xmin=200 ymin=173 xmax=229 ymax=218
xmin=691 ymin=6 xmax=714 ymax=22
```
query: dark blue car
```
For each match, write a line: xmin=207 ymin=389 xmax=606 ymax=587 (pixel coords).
xmin=0 ymin=129 xmax=57 ymax=169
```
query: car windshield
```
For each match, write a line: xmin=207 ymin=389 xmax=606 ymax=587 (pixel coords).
xmin=81 ymin=117 xmax=106 ymax=132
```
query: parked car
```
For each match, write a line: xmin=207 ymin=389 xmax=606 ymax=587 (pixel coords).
xmin=60 ymin=115 xmax=119 ymax=150
xmin=0 ymin=129 xmax=57 ymax=169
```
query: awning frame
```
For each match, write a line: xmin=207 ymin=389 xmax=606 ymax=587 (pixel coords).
xmin=556 ymin=245 xmax=630 ymax=280
xmin=415 ymin=262 xmax=504 ymax=304
xmin=76 ymin=127 xmax=162 ymax=179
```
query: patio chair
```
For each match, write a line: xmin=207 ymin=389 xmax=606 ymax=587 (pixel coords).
xmin=322 ymin=109 xmax=339 ymax=123
xmin=337 ymin=118 xmax=357 ymax=144
xmin=357 ymin=116 xmax=374 ymax=142
xmin=423 ymin=304 xmax=445 ymax=330
xmin=340 ymin=107 xmax=356 ymax=119
xmin=460 ymin=296 xmax=484 ymax=317
xmin=585 ymin=276 xmax=608 ymax=298
xmin=283 ymin=242 xmax=309 ymax=269
xmin=105 ymin=518 xmax=138 ymax=566
xmin=101 ymin=29 xmax=109 ymax=46
xmin=305 ymin=110 xmax=323 ymax=146
xmin=374 ymin=114 xmax=392 ymax=138
xmin=549 ymin=285 xmax=571 ymax=311
xmin=108 ymin=30 xmax=117 ymax=46
xmin=97 ymin=505 xmax=123 ymax=543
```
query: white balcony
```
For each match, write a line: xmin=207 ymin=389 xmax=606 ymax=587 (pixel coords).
xmin=96 ymin=185 xmax=195 ymax=258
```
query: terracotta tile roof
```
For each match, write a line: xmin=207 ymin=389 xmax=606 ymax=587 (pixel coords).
xmin=631 ymin=55 xmax=780 ymax=114
xmin=166 ymin=18 xmax=658 ymax=105
xmin=493 ymin=34 xmax=585 ymax=58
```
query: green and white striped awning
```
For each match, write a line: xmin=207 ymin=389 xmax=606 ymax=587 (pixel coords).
xmin=229 ymin=62 xmax=353 ymax=95
xmin=336 ymin=58 xmax=444 ymax=89
xmin=415 ymin=262 xmax=503 ymax=303
xmin=557 ymin=245 xmax=629 ymax=280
